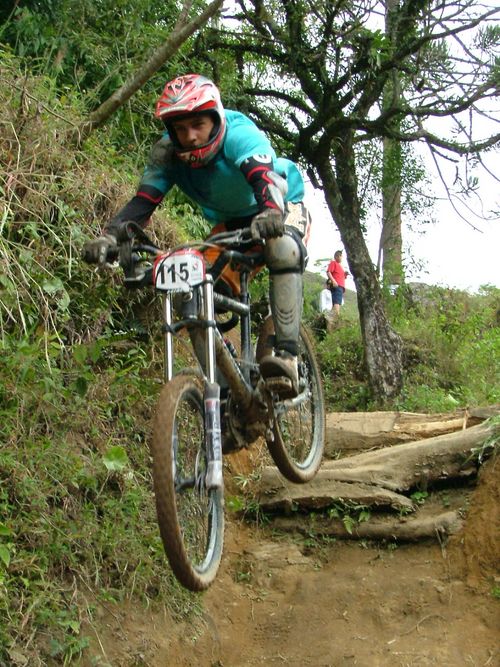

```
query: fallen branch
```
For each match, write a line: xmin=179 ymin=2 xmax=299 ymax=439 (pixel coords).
xmin=315 ymin=421 xmax=496 ymax=492
xmin=250 ymin=421 xmax=498 ymax=543
xmin=256 ymin=422 xmax=496 ymax=511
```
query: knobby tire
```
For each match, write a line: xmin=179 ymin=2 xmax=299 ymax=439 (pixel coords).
xmin=258 ymin=320 xmax=325 ymax=483
xmin=151 ymin=373 xmax=224 ymax=591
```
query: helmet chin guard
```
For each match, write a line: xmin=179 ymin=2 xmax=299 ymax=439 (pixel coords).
xmin=155 ymin=74 xmax=226 ymax=167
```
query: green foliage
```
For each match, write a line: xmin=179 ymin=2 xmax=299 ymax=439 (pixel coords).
xmin=306 ymin=277 xmax=499 ymax=413
xmin=0 ymin=0 xmax=219 ymax=154
xmin=393 ymin=285 xmax=500 ymax=411
xmin=410 ymin=490 xmax=429 ymax=505
xmin=230 ymin=471 xmax=270 ymax=525
xmin=1 ymin=0 xmax=180 ymax=95
xmin=350 ymin=27 xmax=392 ymax=71
xmin=166 ymin=189 xmax=211 ymax=242
xmin=327 ymin=501 xmax=372 ymax=535
xmin=315 ymin=318 xmax=371 ymax=412
xmin=355 ymin=138 xmax=436 ymax=240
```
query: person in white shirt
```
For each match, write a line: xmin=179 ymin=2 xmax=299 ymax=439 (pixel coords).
xmin=319 ymin=282 xmax=333 ymax=312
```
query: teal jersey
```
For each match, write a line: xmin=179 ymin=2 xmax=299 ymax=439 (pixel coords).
xmin=140 ymin=110 xmax=304 ymax=223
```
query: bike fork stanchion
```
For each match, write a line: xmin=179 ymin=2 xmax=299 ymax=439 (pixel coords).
xmin=203 ymin=276 xmax=217 ymax=385
xmin=162 ymin=293 xmax=174 ymax=382
xmin=202 ymin=276 xmax=223 ymax=490
xmin=204 ymin=382 xmax=223 ymax=489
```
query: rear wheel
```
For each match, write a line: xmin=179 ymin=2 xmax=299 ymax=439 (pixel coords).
xmin=257 ymin=319 xmax=325 ymax=483
xmin=151 ymin=373 xmax=224 ymax=591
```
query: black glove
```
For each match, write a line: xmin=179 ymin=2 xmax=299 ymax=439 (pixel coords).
xmin=81 ymin=233 xmax=117 ymax=265
xmin=250 ymin=208 xmax=285 ymax=240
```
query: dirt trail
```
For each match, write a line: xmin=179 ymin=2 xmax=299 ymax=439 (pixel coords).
xmin=90 ymin=455 xmax=500 ymax=667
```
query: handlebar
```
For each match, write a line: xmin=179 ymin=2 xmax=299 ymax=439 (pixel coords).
xmin=121 ymin=222 xmax=258 ymax=257
xmin=83 ymin=222 xmax=262 ymax=288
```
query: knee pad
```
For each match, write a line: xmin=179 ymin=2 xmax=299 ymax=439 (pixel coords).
xmin=265 ymin=230 xmax=306 ymax=274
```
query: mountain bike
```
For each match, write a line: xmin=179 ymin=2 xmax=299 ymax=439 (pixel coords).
xmin=86 ymin=222 xmax=325 ymax=591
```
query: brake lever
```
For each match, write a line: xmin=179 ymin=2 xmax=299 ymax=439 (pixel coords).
xmin=116 ymin=221 xmax=159 ymax=249
xmin=114 ymin=223 xmax=160 ymax=281
xmin=118 ymin=240 xmax=134 ymax=277
xmin=205 ymin=228 xmax=260 ymax=248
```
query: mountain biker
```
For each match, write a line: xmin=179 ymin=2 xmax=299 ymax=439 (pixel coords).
xmin=82 ymin=74 xmax=311 ymax=397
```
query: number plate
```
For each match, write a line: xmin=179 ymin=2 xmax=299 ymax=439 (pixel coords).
xmin=153 ymin=249 xmax=205 ymax=292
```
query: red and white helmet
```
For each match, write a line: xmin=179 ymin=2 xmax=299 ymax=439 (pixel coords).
xmin=155 ymin=74 xmax=226 ymax=167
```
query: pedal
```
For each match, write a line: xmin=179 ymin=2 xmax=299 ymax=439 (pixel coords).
xmin=265 ymin=376 xmax=294 ymax=398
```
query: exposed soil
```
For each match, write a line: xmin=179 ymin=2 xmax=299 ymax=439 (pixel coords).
xmin=85 ymin=456 xmax=499 ymax=667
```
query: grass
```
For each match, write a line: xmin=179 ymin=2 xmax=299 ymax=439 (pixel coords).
xmin=310 ymin=282 xmax=500 ymax=413
xmin=0 ymin=343 xmax=201 ymax=664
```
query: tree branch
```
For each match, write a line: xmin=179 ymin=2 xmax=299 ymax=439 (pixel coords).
xmin=75 ymin=0 xmax=224 ymax=142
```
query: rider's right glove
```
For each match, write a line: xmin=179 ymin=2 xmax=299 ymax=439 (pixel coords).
xmin=81 ymin=233 xmax=118 ymax=265
xmin=81 ymin=219 xmax=134 ymax=265
xmin=250 ymin=208 xmax=285 ymax=240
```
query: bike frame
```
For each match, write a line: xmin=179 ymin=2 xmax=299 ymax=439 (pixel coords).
xmin=85 ymin=225 xmax=324 ymax=590
xmin=159 ymin=251 xmax=270 ymax=489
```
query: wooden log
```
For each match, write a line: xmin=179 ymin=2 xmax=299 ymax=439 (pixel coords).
xmin=467 ymin=404 xmax=500 ymax=422
xmin=319 ymin=421 xmax=496 ymax=492
xmin=325 ymin=409 xmax=471 ymax=456
xmin=254 ymin=422 xmax=497 ymax=514
xmin=272 ymin=510 xmax=463 ymax=542
xmin=257 ymin=468 xmax=414 ymax=512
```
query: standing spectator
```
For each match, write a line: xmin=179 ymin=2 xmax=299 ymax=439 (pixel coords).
xmin=327 ymin=250 xmax=349 ymax=317
xmin=319 ymin=282 xmax=333 ymax=312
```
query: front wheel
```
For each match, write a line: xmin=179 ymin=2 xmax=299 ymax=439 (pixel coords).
xmin=151 ymin=372 xmax=224 ymax=591
xmin=257 ymin=320 xmax=325 ymax=483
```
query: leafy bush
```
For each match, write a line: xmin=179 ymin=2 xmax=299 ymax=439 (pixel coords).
xmin=314 ymin=316 xmax=371 ymax=411
xmin=394 ymin=284 xmax=500 ymax=410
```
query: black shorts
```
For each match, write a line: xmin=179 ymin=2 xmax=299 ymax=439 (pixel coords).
xmin=330 ymin=286 xmax=344 ymax=305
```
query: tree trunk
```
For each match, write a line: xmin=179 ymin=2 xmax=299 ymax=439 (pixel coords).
xmin=381 ymin=137 xmax=403 ymax=285
xmin=74 ymin=0 xmax=224 ymax=143
xmin=256 ymin=470 xmax=414 ymax=512
xmin=272 ymin=511 xmax=463 ymax=542
xmin=316 ymin=135 xmax=403 ymax=401
xmin=380 ymin=0 xmax=403 ymax=288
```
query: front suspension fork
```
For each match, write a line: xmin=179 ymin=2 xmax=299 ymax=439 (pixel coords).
xmin=162 ymin=278 xmax=223 ymax=489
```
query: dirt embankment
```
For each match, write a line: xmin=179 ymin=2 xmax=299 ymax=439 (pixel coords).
xmin=89 ymin=455 xmax=499 ymax=667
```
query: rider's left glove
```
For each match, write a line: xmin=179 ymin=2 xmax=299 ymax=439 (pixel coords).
xmin=82 ymin=233 xmax=117 ymax=265
xmin=250 ymin=208 xmax=285 ymax=240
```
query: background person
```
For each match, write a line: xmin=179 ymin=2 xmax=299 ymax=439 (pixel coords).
xmin=82 ymin=73 xmax=312 ymax=397
xmin=327 ymin=250 xmax=349 ymax=317
xmin=319 ymin=281 xmax=333 ymax=312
